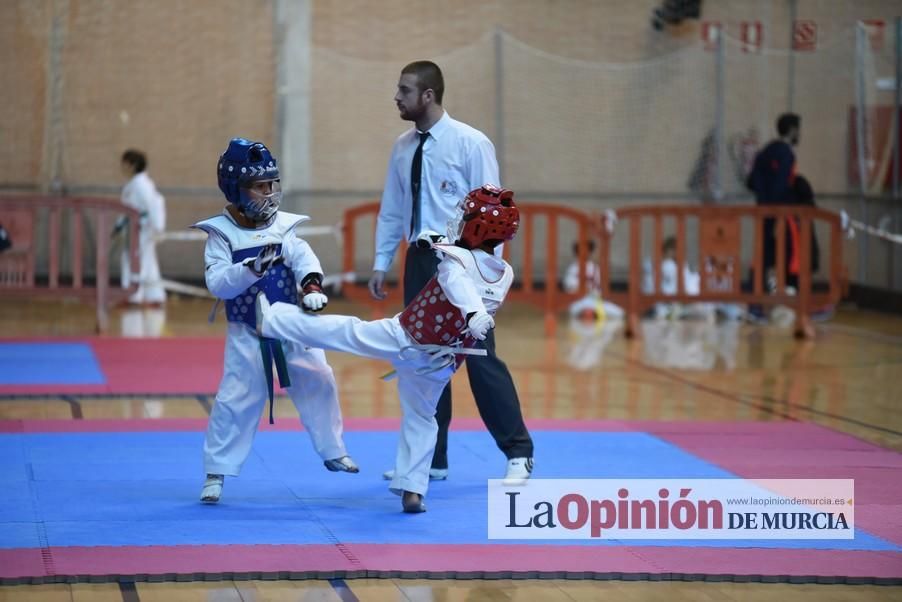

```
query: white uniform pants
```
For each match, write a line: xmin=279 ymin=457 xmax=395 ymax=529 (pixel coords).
xmin=263 ymin=302 xmax=454 ymax=497
xmin=204 ymin=322 xmax=348 ymax=475
xmin=121 ymin=225 xmax=166 ymax=304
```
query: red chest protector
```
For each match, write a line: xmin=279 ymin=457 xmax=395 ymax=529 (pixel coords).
xmin=400 ymin=275 xmax=470 ymax=347
xmin=400 ymin=244 xmax=511 ymax=368
xmin=400 ymin=275 xmax=478 ymax=370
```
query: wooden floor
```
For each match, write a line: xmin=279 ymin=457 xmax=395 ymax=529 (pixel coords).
xmin=1 ymin=296 xmax=901 ymax=601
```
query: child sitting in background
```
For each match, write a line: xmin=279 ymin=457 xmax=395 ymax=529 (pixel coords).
xmin=642 ymin=236 xmax=709 ymax=320
xmin=564 ymin=238 xmax=624 ymax=324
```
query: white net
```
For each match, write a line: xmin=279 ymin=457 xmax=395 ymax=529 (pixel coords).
xmin=0 ymin=0 xmax=277 ymax=191
xmin=307 ymin=35 xmax=497 ymax=192
xmin=502 ymin=32 xmax=719 ymax=198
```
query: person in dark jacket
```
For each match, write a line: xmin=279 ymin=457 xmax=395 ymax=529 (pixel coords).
xmin=746 ymin=113 xmax=800 ymax=320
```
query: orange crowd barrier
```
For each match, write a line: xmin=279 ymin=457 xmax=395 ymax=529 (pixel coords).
xmin=502 ymin=203 xmax=605 ymax=334
xmin=0 ymin=195 xmax=140 ymax=333
xmin=602 ymin=205 xmax=847 ymax=339
xmin=340 ymin=201 xmax=405 ymax=316
xmin=341 ymin=202 xmax=847 ymax=340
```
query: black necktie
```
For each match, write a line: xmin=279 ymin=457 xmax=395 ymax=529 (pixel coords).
xmin=409 ymin=131 xmax=430 ymax=238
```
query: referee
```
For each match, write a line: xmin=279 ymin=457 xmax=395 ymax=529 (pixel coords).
xmin=368 ymin=61 xmax=534 ymax=484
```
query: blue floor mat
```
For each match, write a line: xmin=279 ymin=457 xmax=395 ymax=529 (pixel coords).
xmin=0 ymin=343 xmax=105 ymax=385
xmin=0 ymin=430 xmax=896 ymax=552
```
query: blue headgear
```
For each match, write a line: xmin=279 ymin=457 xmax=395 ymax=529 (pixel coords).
xmin=217 ymin=138 xmax=282 ymax=222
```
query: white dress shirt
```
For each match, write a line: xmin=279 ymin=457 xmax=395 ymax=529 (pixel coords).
xmin=373 ymin=111 xmax=500 ymax=272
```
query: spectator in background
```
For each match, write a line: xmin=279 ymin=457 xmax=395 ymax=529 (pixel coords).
xmin=746 ymin=113 xmax=800 ymax=321
xmin=118 ymin=149 xmax=167 ymax=306
xmin=748 ymin=113 xmax=800 ymax=206
xmin=563 ymin=239 xmax=601 ymax=295
xmin=658 ymin=236 xmax=700 ymax=297
xmin=564 ymin=238 xmax=624 ymax=325
xmin=642 ymin=236 xmax=709 ymax=320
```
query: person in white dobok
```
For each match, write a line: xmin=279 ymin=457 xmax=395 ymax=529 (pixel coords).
xmin=193 ymin=138 xmax=358 ymax=504
xmin=257 ymin=185 xmax=521 ymax=513
xmin=118 ymin=149 xmax=167 ymax=305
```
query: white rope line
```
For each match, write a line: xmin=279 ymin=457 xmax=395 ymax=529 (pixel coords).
xmin=155 ymin=271 xmax=357 ymax=300
xmin=840 ymin=210 xmax=902 ymax=245
xmin=154 ymin=224 xmax=340 ymax=242
xmin=160 ymin=278 xmax=214 ymax=298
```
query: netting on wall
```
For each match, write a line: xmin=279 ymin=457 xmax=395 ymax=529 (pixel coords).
xmin=0 ymin=3 xmax=49 ymax=187
xmin=5 ymin=2 xmax=896 ymax=202
xmin=0 ymin=0 xmax=277 ymax=192
xmin=306 ymin=30 xmax=723 ymax=198
xmin=719 ymin=21 xmax=899 ymax=200
xmin=308 ymin=33 xmax=497 ymax=192
xmin=501 ymin=32 xmax=719 ymax=197
xmin=304 ymin=25 xmax=897 ymax=202
xmin=720 ymin=31 xmax=781 ymax=200
xmin=299 ymin=22 xmax=900 ymax=278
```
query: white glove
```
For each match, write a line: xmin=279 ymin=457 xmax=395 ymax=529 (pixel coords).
xmin=302 ymin=291 xmax=328 ymax=312
xmin=466 ymin=311 xmax=495 ymax=341
xmin=247 ymin=243 xmax=281 ymax=276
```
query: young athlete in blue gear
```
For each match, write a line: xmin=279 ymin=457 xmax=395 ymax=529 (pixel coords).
xmin=193 ymin=138 xmax=358 ymax=504
xmin=256 ymin=185 xmax=524 ymax=513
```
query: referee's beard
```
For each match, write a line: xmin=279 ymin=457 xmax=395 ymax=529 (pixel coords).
xmin=398 ymin=101 xmax=426 ymax=123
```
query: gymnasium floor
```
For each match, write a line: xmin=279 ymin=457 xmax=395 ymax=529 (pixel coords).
xmin=1 ymin=296 xmax=900 ymax=601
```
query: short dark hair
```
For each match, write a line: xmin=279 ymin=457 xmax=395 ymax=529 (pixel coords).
xmin=401 ymin=61 xmax=444 ymax=105
xmin=121 ymin=149 xmax=147 ymax=173
xmin=776 ymin=113 xmax=800 ymax=137
xmin=663 ymin=236 xmax=677 ymax=252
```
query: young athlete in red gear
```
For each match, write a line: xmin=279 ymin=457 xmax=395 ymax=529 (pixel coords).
xmin=256 ymin=184 xmax=521 ymax=513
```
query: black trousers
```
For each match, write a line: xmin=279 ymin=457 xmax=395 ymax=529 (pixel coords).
xmin=403 ymin=245 xmax=534 ymax=469
xmin=760 ymin=217 xmax=806 ymax=292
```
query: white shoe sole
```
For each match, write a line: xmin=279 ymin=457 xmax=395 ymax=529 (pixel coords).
xmin=324 ymin=456 xmax=360 ymax=473
xmin=383 ymin=468 xmax=448 ymax=481
xmin=503 ymin=458 xmax=533 ymax=486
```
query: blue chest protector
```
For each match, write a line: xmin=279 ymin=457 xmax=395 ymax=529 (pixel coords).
xmin=193 ymin=210 xmax=313 ymax=423
xmin=224 ymin=246 xmax=299 ymax=331
xmin=193 ymin=211 xmax=310 ymax=331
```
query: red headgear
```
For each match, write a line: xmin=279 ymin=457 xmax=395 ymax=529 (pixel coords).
xmin=456 ymin=185 xmax=520 ymax=249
